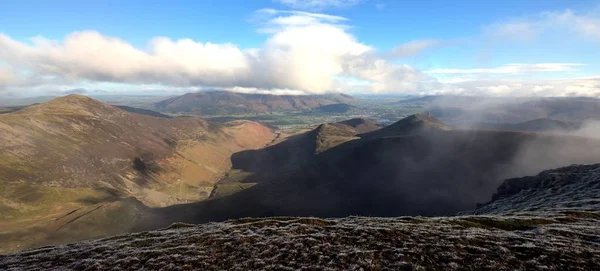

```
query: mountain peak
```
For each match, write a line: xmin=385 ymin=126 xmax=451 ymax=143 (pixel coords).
xmin=21 ymin=94 xmax=121 ymax=117
xmin=336 ymin=118 xmax=380 ymax=133
xmin=359 ymin=113 xmax=450 ymax=139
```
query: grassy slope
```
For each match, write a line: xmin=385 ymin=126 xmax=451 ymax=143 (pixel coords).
xmin=0 ymin=95 xmax=275 ymax=252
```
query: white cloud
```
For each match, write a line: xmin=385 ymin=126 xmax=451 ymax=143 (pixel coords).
xmin=0 ymin=67 xmax=14 ymax=86
xmin=254 ymin=9 xmax=349 ymax=33
xmin=273 ymin=0 xmax=363 ymax=10
xmin=0 ymin=9 xmax=431 ymax=95
xmin=427 ymin=63 xmax=584 ymax=75
xmin=375 ymin=3 xmax=386 ymax=10
xmin=389 ymin=39 xmax=439 ymax=58
xmin=437 ymin=77 xmax=600 ymax=97
xmin=484 ymin=9 xmax=600 ymax=43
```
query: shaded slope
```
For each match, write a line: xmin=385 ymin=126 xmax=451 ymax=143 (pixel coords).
xmin=144 ymin=116 xmax=600 ymax=229
xmin=153 ymin=91 xmax=355 ymax=115
xmin=229 ymin=118 xmax=379 ymax=183
xmin=336 ymin=118 xmax=381 ymax=133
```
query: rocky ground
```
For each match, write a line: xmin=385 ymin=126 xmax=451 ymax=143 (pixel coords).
xmin=1 ymin=213 xmax=600 ymax=270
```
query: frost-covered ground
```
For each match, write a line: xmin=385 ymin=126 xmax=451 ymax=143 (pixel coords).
xmin=2 ymin=164 xmax=600 ymax=270
xmin=1 ymin=215 xmax=600 ymax=270
xmin=466 ymin=164 xmax=600 ymax=216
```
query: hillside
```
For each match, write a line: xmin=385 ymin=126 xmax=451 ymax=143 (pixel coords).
xmin=467 ymin=164 xmax=600 ymax=215
xmin=210 ymin=118 xmax=380 ymax=198
xmin=0 ymin=95 xmax=275 ymax=252
xmin=229 ymin=118 xmax=379 ymax=180
xmin=152 ymin=91 xmax=356 ymax=115
xmin=3 ymin=163 xmax=600 ymax=270
xmin=135 ymin=115 xmax=600 ymax=230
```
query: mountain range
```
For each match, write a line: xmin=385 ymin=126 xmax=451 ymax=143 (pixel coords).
xmin=152 ymin=91 xmax=356 ymax=115
xmin=401 ymin=95 xmax=600 ymax=125
xmin=2 ymin=94 xmax=600 ymax=261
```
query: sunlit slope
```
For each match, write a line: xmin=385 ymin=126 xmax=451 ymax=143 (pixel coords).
xmin=0 ymin=95 xmax=274 ymax=252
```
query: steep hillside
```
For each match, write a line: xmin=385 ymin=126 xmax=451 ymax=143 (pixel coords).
xmin=467 ymin=164 xmax=600 ymax=215
xmin=0 ymin=95 xmax=275 ymax=252
xmin=228 ymin=118 xmax=379 ymax=183
xmin=4 ymin=162 xmax=600 ymax=270
xmin=153 ymin=91 xmax=355 ymax=115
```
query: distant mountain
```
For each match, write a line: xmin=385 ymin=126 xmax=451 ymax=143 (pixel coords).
xmin=315 ymin=103 xmax=353 ymax=113
xmin=412 ymin=96 xmax=600 ymax=124
xmin=474 ymin=118 xmax=580 ymax=132
xmin=0 ymin=95 xmax=274 ymax=252
xmin=0 ymin=106 xmax=26 ymax=114
xmin=152 ymin=91 xmax=356 ymax=115
xmin=0 ymin=96 xmax=59 ymax=107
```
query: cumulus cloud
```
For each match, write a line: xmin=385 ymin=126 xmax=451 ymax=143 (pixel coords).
xmin=273 ymin=0 xmax=364 ymax=10
xmin=0 ymin=9 xmax=432 ymax=95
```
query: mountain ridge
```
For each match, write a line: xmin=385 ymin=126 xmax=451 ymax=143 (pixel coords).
xmin=152 ymin=91 xmax=356 ymax=115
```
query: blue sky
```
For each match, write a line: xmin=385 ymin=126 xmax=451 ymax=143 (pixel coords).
xmin=1 ymin=0 xmax=599 ymax=97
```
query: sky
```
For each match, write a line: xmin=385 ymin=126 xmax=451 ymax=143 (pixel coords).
xmin=1 ymin=0 xmax=600 ymax=97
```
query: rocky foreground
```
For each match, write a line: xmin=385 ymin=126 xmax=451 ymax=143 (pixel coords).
xmin=1 ymin=214 xmax=600 ymax=270
xmin=2 ymin=164 xmax=600 ymax=270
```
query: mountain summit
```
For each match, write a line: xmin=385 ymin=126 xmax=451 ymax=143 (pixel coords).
xmin=359 ymin=113 xmax=451 ymax=139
